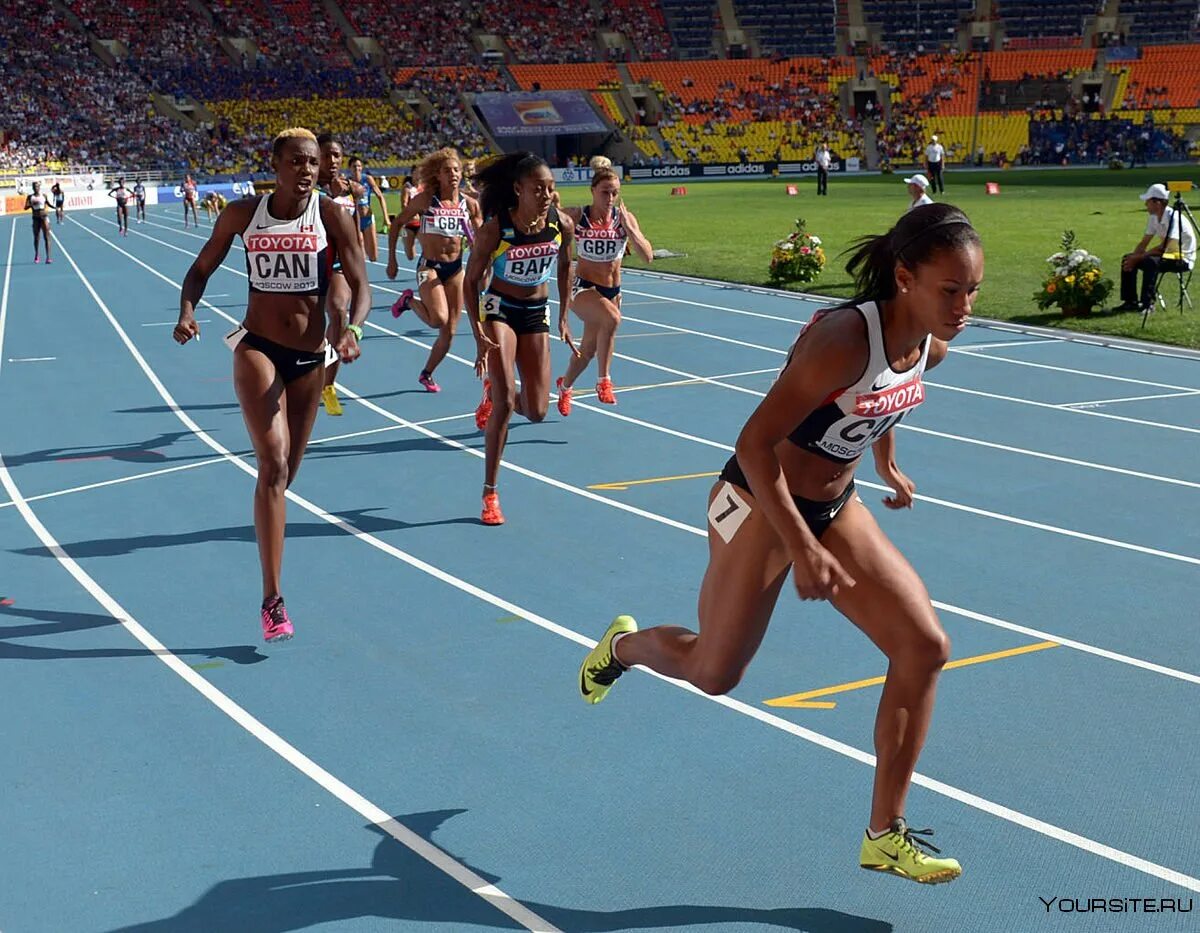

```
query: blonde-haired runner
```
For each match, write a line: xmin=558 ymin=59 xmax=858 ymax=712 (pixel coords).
xmin=386 ymin=148 xmax=482 ymax=392
xmin=173 ymin=128 xmax=371 ymax=641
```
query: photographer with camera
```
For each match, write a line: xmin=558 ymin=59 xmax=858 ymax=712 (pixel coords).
xmin=1116 ymin=184 xmax=1195 ymax=314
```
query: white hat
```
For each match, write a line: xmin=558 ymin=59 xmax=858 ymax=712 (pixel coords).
xmin=1139 ymin=183 xmax=1169 ymax=201
xmin=904 ymin=174 xmax=930 ymax=189
xmin=930 ymin=134 xmax=938 ymax=142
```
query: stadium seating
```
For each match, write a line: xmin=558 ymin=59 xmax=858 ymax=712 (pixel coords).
xmin=995 ymin=1 xmax=1101 ymax=40
xmin=510 ymin=64 xmax=622 ymax=92
xmin=1125 ymin=0 xmax=1199 ymax=46
xmin=732 ymin=0 xmax=838 ymax=57
xmin=659 ymin=0 xmax=719 ymax=58
xmin=4 ymin=1 xmax=1198 ymax=177
xmin=862 ymin=0 xmax=974 ymax=52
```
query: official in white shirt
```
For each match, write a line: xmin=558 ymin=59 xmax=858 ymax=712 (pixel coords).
xmin=924 ymin=135 xmax=945 ymax=193
xmin=904 ymin=174 xmax=933 ymax=212
xmin=815 ymin=144 xmax=832 ymax=196
xmin=1117 ymin=183 xmax=1196 ymax=312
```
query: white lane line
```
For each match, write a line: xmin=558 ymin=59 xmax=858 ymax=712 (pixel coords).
xmin=67 ymin=204 xmax=1200 ymax=896
xmin=0 ymin=218 xmax=14 ymax=378
xmin=1060 ymin=390 xmax=1200 ymax=409
xmin=620 ymin=286 xmax=805 ymax=322
xmin=44 ymin=228 xmax=562 ymax=933
xmin=900 ymin=425 xmax=1200 ymax=491
xmin=960 ymin=338 xmax=1063 ymax=350
xmin=930 ymin=381 xmax=1200 ymax=435
xmin=0 ymin=456 xmax=228 ymax=511
xmin=142 ymin=319 xmax=211 ymax=327
xmin=6 ymin=356 xmax=56 ymax=362
xmin=0 ymin=416 xmax=481 ymax=512
xmin=954 ymin=348 xmax=1200 ymax=392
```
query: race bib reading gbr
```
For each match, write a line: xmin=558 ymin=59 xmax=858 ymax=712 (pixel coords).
xmin=421 ymin=206 xmax=470 ymax=238
xmin=576 ymin=227 xmax=627 ymax=264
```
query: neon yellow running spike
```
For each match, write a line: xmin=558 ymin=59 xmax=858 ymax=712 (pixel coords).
xmin=860 ymin=818 xmax=962 ymax=884
xmin=579 ymin=615 xmax=637 ymax=704
xmin=322 ymin=385 xmax=343 ymax=416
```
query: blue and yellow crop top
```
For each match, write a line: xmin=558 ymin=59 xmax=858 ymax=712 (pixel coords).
xmin=489 ymin=206 xmax=563 ymax=288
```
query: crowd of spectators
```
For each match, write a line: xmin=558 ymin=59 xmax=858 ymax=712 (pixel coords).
xmin=340 ymin=0 xmax=477 ymax=67
xmin=395 ymin=68 xmax=501 ymax=159
xmin=1025 ymin=111 xmax=1194 ymax=165
xmin=0 ymin=0 xmax=217 ymax=172
xmin=4 ymin=0 xmax=1197 ymax=177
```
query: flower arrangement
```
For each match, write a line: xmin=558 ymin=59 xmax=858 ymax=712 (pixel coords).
xmin=1032 ymin=230 xmax=1114 ymax=316
xmin=769 ymin=218 xmax=826 ymax=284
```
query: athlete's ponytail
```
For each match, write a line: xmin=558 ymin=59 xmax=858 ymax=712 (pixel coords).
xmin=474 ymin=151 xmax=548 ymax=221
xmin=844 ymin=202 xmax=979 ymax=303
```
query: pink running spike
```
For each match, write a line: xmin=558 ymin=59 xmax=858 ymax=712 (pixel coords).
xmin=261 ymin=596 xmax=294 ymax=642
xmin=391 ymin=289 xmax=413 ymax=318
xmin=419 ymin=372 xmax=441 ymax=392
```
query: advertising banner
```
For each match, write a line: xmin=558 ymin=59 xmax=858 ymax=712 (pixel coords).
xmin=775 ymin=158 xmax=849 ymax=175
xmin=475 ymin=91 xmax=607 ymax=136
xmin=625 ymin=159 xmax=857 ymax=181
xmin=552 ymin=166 xmax=595 ymax=184
xmin=157 ymin=181 xmax=252 ymax=203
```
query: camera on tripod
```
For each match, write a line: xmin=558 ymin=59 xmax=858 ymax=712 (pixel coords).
xmin=1145 ymin=180 xmax=1196 ymax=327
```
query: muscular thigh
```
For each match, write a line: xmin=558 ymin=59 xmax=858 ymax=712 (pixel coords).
xmin=571 ymin=288 xmax=617 ymax=327
xmin=282 ymin=367 xmax=324 ymax=471
xmin=820 ymin=497 xmax=942 ymax=656
xmin=233 ymin=343 xmax=287 ymax=459
xmin=514 ymin=332 xmax=550 ymax=397
xmin=695 ymin=482 xmax=794 ymax=677
xmin=488 ymin=322 xmax=519 ymax=392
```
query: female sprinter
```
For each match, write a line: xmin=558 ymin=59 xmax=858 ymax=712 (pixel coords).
xmin=316 ymin=132 xmax=365 ymax=416
xmin=464 ymin=152 xmax=575 ymax=526
xmin=201 ymin=190 xmax=221 ymax=223
xmin=579 ymin=203 xmax=983 ymax=885
xmin=348 ymin=156 xmax=386 ymax=262
xmin=25 ymin=182 xmax=51 ymax=263
xmin=173 ymin=128 xmax=371 ymax=641
xmin=182 ymin=174 xmax=199 ymax=228
xmin=400 ymin=174 xmax=420 ymax=261
xmin=555 ymin=166 xmax=652 ymax=413
xmin=133 ymin=180 xmax=147 ymax=223
xmin=385 ymin=148 xmax=482 ymax=392
xmin=461 ymin=159 xmax=480 ymax=200
xmin=109 ymin=177 xmax=132 ymax=236
xmin=51 ymin=182 xmax=66 ymax=224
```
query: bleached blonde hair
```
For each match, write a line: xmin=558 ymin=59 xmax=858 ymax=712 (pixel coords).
xmin=271 ymin=127 xmax=317 ymax=158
